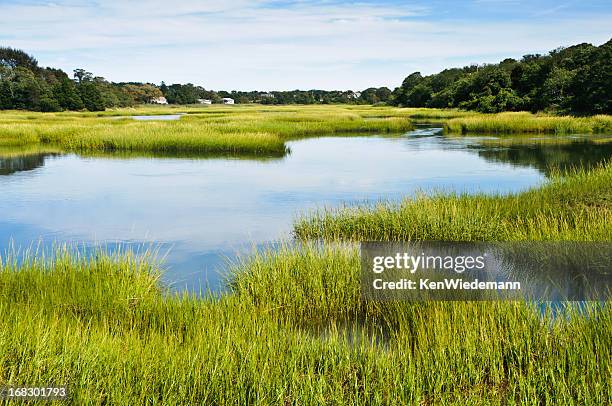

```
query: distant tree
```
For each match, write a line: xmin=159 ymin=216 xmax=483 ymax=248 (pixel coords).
xmin=375 ymin=87 xmax=392 ymax=102
xmin=77 ymin=81 xmax=105 ymax=111
xmin=164 ymin=83 xmax=201 ymax=104
xmin=542 ymin=67 xmax=575 ymax=112
xmin=10 ymin=67 xmax=46 ymax=110
xmin=0 ymin=79 xmax=13 ymax=109
xmin=73 ymin=68 xmax=93 ymax=84
xmin=359 ymin=88 xmax=379 ymax=104
xmin=123 ymin=83 xmax=163 ymax=104
xmin=38 ymin=94 xmax=62 ymax=112
xmin=40 ymin=67 xmax=69 ymax=85
xmin=0 ymin=47 xmax=39 ymax=71
xmin=395 ymin=72 xmax=428 ymax=106
xmin=53 ymin=76 xmax=84 ymax=110
xmin=568 ymin=39 xmax=612 ymax=114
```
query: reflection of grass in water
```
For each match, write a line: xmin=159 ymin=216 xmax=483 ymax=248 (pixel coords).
xmin=476 ymin=134 xmax=612 ymax=147
xmin=462 ymin=135 xmax=612 ymax=177
xmin=0 ymin=144 xmax=63 ymax=158
xmin=78 ymin=148 xmax=287 ymax=162
xmin=295 ymin=162 xmax=612 ymax=242
xmin=1 ymin=244 xmax=609 ymax=403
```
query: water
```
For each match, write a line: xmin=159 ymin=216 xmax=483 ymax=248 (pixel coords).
xmin=1 ymin=128 xmax=611 ymax=291
xmin=132 ymin=114 xmax=183 ymax=120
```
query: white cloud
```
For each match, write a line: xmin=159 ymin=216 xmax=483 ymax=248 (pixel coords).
xmin=1 ymin=0 xmax=610 ymax=89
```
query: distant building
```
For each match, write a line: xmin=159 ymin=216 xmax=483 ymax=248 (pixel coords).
xmin=150 ymin=96 xmax=168 ymax=104
xmin=221 ymin=98 xmax=235 ymax=105
xmin=260 ymin=92 xmax=274 ymax=99
xmin=198 ymin=99 xmax=212 ymax=105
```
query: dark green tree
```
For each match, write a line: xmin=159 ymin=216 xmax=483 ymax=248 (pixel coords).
xmin=77 ymin=81 xmax=105 ymax=111
xmin=0 ymin=47 xmax=39 ymax=71
xmin=10 ymin=67 xmax=46 ymax=110
xmin=0 ymin=79 xmax=12 ymax=109
xmin=569 ymin=39 xmax=611 ymax=114
xmin=53 ymin=76 xmax=84 ymax=110
xmin=375 ymin=87 xmax=392 ymax=102
xmin=73 ymin=68 xmax=93 ymax=84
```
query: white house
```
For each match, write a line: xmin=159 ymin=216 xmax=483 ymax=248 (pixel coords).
xmin=198 ymin=99 xmax=212 ymax=105
xmin=221 ymin=98 xmax=235 ymax=105
xmin=150 ymin=96 xmax=168 ymax=104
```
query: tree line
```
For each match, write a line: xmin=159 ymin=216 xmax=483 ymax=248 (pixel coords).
xmin=390 ymin=38 xmax=611 ymax=115
xmin=0 ymin=47 xmax=167 ymax=112
xmin=1 ymin=38 xmax=610 ymax=114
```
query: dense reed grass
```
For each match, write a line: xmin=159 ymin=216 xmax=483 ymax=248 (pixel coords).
xmin=2 ymin=105 xmax=612 ymax=402
xmin=0 ymin=105 xmax=414 ymax=155
xmin=2 ymin=107 xmax=611 ymax=155
xmin=474 ymin=134 xmax=612 ymax=147
xmin=294 ymin=161 xmax=612 ymax=241
xmin=1 ymin=245 xmax=610 ymax=404
xmin=445 ymin=112 xmax=612 ymax=134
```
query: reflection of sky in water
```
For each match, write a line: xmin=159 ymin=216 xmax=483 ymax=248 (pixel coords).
xmin=0 ymin=131 xmax=550 ymax=291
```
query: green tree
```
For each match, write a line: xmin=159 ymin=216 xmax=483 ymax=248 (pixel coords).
xmin=375 ymin=87 xmax=391 ymax=102
xmin=359 ymin=87 xmax=379 ymax=104
xmin=78 ymin=81 xmax=105 ymax=111
xmin=38 ymin=95 xmax=61 ymax=112
xmin=53 ymin=76 xmax=84 ymax=110
xmin=542 ymin=67 xmax=575 ymax=112
xmin=73 ymin=68 xmax=93 ymax=84
xmin=10 ymin=67 xmax=47 ymax=110
xmin=0 ymin=47 xmax=39 ymax=71
xmin=569 ymin=39 xmax=611 ymax=114
xmin=0 ymin=79 xmax=12 ymax=109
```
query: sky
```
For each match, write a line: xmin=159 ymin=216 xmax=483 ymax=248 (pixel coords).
xmin=0 ymin=0 xmax=611 ymax=90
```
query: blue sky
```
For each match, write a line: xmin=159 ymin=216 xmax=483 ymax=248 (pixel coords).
xmin=0 ymin=0 xmax=610 ymax=90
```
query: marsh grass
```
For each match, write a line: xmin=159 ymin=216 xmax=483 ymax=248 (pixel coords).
xmin=445 ymin=112 xmax=612 ymax=134
xmin=474 ymin=134 xmax=612 ymax=147
xmin=294 ymin=161 xmax=612 ymax=242
xmin=2 ymin=105 xmax=612 ymax=403
xmin=0 ymin=105 xmax=414 ymax=155
xmin=2 ymin=107 xmax=611 ymax=155
xmin=1 ymin=245 xmax=610 ymax=404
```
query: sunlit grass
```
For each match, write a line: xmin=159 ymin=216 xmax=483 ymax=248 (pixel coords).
xmin=1 ymin=104 xmax=611 ymax=402
xmin=473 ymin=134 xmax=612 ymax=147
xmin=0 ymin=105 xmax=414 ymax=155
xmin=445 ymin=112 xmax=612 ymax=134
xmin=2 ymin=107 xmax=610 ymax=156
xmin=0 ymin=244 xmax=609 ymax=404
xmin=294 ymin=162 xmax=612 ymax=242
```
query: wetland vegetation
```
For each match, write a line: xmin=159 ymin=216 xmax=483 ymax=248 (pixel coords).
xmin=294 ymin=161 xmax=612 ymax=242
xmin=0 ymin=106 xmax=414 ymax=154
xmin=1 ymin=104 xmax=611 ymax=403
xmin=0 ymin=244 xmax=610 ymax=404
xmin=2 ymin=106 xmax=611 ymax=158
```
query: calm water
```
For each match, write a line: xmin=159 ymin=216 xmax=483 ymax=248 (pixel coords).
xmin=132 ymin=114 xmax=183 ymax=120
xmin=1 ymin=127 xmax=611 ymax=291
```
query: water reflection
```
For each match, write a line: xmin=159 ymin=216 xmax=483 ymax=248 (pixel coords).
xmin=0 ymin=153 xmax=55 ymax=176
xmin=470 ymin=139 xmax=612 ymax=176
xmin=1 ymin=129 xmax=611 ymax=292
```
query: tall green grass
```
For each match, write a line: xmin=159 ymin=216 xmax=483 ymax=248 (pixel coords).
xmin=1 ymin=245 xmax=610 ymax=404
xmin=294 ymin=162 xmax=612 ymax=242
xmin=0 ymin=105 xmax=414 ymax=155
xmin=2 ymin=107 xmax=611 ymax=155
xmin=445 ymin=112 xmax=612 ymax=134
